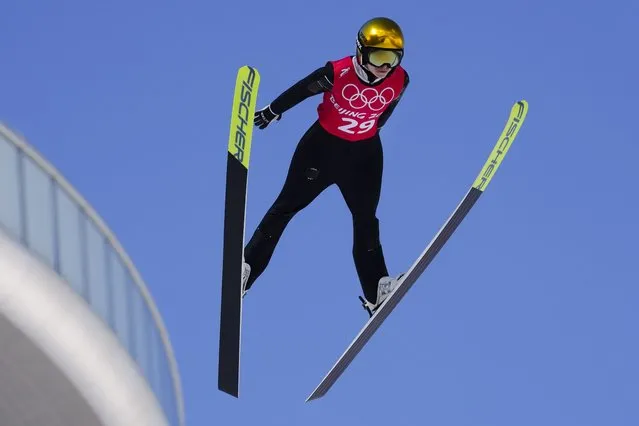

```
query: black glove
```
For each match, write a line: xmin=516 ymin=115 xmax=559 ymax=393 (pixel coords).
xmin=254 ymin=104 xmax=281 ymax=129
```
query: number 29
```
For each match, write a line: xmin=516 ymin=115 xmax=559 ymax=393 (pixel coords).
xmin=338 ymin=117 xmax=376 ymax=134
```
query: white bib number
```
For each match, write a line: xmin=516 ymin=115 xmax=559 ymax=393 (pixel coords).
xmin=337 ymin=117 xmax=376 ymax=134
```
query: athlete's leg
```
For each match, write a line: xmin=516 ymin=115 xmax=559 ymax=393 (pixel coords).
xmin=244 ymin=122 xmax=333 ymax=290
xmin=335 ymin=135 xmax=390 ymax=303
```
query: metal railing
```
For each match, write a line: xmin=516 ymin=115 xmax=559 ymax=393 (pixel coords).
xmin=0 ymin=123 xmax=185 ymax=426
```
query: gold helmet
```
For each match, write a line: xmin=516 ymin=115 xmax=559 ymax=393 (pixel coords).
xmin=356 ymin=17 xmax=404 ymax=68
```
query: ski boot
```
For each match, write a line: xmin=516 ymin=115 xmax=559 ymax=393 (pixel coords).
xmin=241 ymin=261 xmax=251 ymax=298
xmin=359 ymin=273 xmax=404 ymax=317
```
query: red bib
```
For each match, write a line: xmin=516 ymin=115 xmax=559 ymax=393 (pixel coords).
xmin=317 ymin=56 xmax=406 ymax=141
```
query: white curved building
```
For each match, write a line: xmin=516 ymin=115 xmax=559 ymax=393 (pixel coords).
xmin=0 ymin=123 xmax=186 ymax=426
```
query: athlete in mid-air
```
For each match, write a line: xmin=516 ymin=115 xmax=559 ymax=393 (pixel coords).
xmin=242 ymin=17 xmax=410 ymax=315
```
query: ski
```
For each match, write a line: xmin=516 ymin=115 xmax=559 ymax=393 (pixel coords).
xmin=218 ymin=65 xmax=260 ymax=397
xmin=306 ymin=99 xmax=529 ymax=402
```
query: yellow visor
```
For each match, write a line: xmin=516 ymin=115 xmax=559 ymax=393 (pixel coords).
xmin=368 ymin=49 xmax=402 ymax=67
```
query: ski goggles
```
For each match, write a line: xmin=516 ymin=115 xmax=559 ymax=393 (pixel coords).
xmin=367 ymin=48 xmax=403 ymax=68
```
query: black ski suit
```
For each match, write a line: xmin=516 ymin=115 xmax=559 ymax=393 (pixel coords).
xmin=244 ymin=59 xmax=409 ymax=303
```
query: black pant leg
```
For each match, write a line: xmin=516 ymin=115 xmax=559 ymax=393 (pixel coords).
xmin=244 ymin=122 xmax=333 ymax=289
xmin=335 ymin=134 xmax=389 ymax=303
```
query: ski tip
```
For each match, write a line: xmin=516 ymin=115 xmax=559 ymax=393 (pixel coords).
xmin=239 ymin=64 xmax=259 ymax=71
xmin=517 ymin=99 xmax=529 ymax=112
xmin=471 ymin=98 xmax=529 ymax=192
xmin=515 ymin=99 xmax=529 ymax=118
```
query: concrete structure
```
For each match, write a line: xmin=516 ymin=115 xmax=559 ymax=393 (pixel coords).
xmin=0 ymin=123 xmax=185 ymax=426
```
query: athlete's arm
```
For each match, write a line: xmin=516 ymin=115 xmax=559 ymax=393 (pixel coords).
xmin=377 ymin=71 xmax=410 ymax=129
xmin=270 ymin=62 xmax=334 ymax=114
xmin=254 ymin=62 xmax=334 ymax=129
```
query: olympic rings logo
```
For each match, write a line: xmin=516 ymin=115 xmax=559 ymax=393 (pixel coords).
xmin=341 ymin=84 xmax=395 ymax=112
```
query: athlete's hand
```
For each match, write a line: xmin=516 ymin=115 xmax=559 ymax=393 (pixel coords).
xmin=254 ymin=105 xmax=281 ymax=129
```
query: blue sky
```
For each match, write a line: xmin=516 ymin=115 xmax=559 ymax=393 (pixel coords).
xmin=2 ymin=0 xmax=638 ymax=425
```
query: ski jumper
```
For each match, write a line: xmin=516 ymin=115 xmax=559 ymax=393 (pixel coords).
xmin=244 ymin=56 xmax=409 ymax=303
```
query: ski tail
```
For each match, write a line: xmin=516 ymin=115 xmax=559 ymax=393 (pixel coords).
xmin=305 ymin=99 xmax=529 ymax=402
xmin=218 ymin=65 xmax=260 ymax=398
